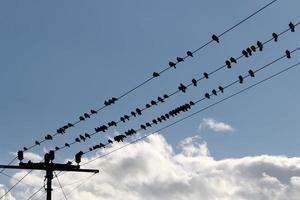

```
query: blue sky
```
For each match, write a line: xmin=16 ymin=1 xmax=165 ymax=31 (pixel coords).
xmin=0 ymin=0 xmax=300 ymax=194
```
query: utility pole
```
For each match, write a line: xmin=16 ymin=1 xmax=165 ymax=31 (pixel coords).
xmin=0 ymin=151 xmax=99 ymax=200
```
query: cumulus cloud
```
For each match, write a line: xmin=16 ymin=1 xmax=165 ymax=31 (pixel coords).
xmin=7 ymin=133 xmax=300 ymax=200
xmin=0 ymin=184 xmax=16 ymax=200
xmin=200 ymin=118 xmax=235 ymax=133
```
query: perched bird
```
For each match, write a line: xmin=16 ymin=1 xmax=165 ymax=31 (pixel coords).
xmin=35 ymin=141 xmax=40 ymax=145
xmin=65 ymin=143 xmax=70 ymax=148
xmin=286 ymin=50 xmax=291 ymax=59
xmin=79 ymin=116 xmax=85 ymax=121
xmin=90 ymin=109 xmax=97 ymax=114
xmin=177 ymin=57 xmax=184 ymax=62
xmin=203 ymin=72 xmax=209 ymax=79
xmin=145 ymin=104 xmax=151 ymax=108
xmin=55 ymin=147 xmax=60 ymax=151
xmin=124 ymin=115 xmax=130 ymax=120
xmin=151 ymin=100 xmax=157 ymax=106
xmin=250 ymin=45 xmax=256 ymax=52
xmin=186 ymin=51 xmax=193 ymax=57
xmin=178 ymin=83 xmax=187 ymax=93
xmin=218 ymin=86 xmax=224 ymax=93
xmin=230 ymin=57 xmax=237 ymax=64
xmin=212 ymin=89 xmax=217 ymax=96
xmin=242 ymin=50 xmax=249 ymax=58
xmin=79 ymin=135 xmax=86 ymax=141
xmin=120 ymin=117 xmax=125 ymax=123
xmin=136 ymin=108 xmax=142 ymax=115
xmin=169 ymin=61 xmax=176 ymax=68
xmin=157 ymin=96 xmax=164 ymax=103
xmin=238 ymin=75 xmax=244 ymax=84
xmin=75 ymin=138 xmax=81 ymax=143
xmin=99 ymin=143 xmax=106 ymax=148
xmin=104 ymin=100 xmax=110 ymax=106
xmin=67 ymin=123 xmax=74 ymax=127
xmin=212 ymin=34 xmax=220 ymax=43
xmin=192 ymin=78 xmax=197 ymax=86
xmin=153 ymin=72 xmax=160 ymax=77
xmin=140 ymin=124 xmax=146 ymax=130
xmin=23 ymin=147 xmax=28 ymax=151
xmin=146 ymin=122 xmax=152 ymax=127
xmin=189 ymin=101 xmax=195 ymax=106
xmin=257 ymin=41 xmax=263 ymax=51
xmin=163 ymin=94 xmax=169 ymax=99
xmin=289 ymin=22 xmax=295 ymax=32
xmin=225 ymin=60 xmax=231 ymax=69
xmin=84 ymin=113 xmax=90 ymax=118
xmin=45 ymin=135 xmax=53 ymax=140
xmin=131 ymin=111 xmax=137 ymax=117
xmin=248 ymin=70 xmax=255 ymax=77
xmin=157 ymin=118 xmax=162 ymax=123
xmin=205 ymin=93 xmax=210 ymax=99
xmin=152 ymin=119 xmax=158 ymax=124
xmin=161 ymin=115 xmax=166 ymax=121
xmin=272 ymin=32 xmax=278 ymax=42
xmin=84 ymin=133 xmax=91 ymax=139
xmin=108 ymin=139 xmax=113 ymax=144
xmin=246 ymin=48 xmax=252 ymax=56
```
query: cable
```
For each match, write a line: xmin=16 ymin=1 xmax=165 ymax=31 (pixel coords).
xmin=81 ymin=61 xmax=300 ymax=167
xmin=17 ymin=0 xmax=280 ymax=155
xmin=54 ymin=171 xmax=68 ymax=200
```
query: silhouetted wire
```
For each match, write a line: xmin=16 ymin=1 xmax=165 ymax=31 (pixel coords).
xmin=27 ymin=186 xmax=44 ymax=200
xmin=54 ymin=171 xmax=68 ymax=200
xmin=0 ymin=169 xmax=33 ymax=200
xmin=16 ymin=0 xmax=280 ymax=156
xmin=81 ymin=61 xmax=300 ymax=167
xmin=0 ymin=172 xmax=37 ymax=189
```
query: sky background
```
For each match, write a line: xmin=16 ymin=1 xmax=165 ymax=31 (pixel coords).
xmin=0 ymin=0 xmax=300 ymax=198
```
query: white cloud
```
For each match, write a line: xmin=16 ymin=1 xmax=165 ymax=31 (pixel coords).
xmin=6 ymin=133 xmax=300 ymax=200
xmin=200 ymin=118 xmax=235 ymax=133
xmin=0 ymin=184 xmax=16 ymax=200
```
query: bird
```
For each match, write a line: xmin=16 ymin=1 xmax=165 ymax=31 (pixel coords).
xmin=108 ymin=139 xmax=113 ymax=144
xmin=165 ymin=113 xmax=170 ymax=119
xmin=120 ymin=117 xmax=125 ymax=123
xmin=238 ymin=75 xmax=244 ymax=84
xmin=177 ymin=57 xmax=184 ymax=62
xmin=79 ymin=116 xmax=85 ymax=121
xmin=230 ymin=57 xmax=237 ymax=64
xmin=111 ymin=97 xmax=118 ymax=103
xmin=65 ymin=143 xmax=70 ymax=147
xmin=186 ymin=51 xmax=193 ymax=57
xmin=189 ymin=101 xmax=195 ymax=106
xmin=45 ymin=135 xmax=53 ymax=140
xmin=203 ymin=72 xmax=209 ymax=79
xmin=152 ymin=119 xmax=158 ymax=124
xmin=124 ymin=115 xmax=130 ymax=120
xmin=212 ymin=89 xmax=217 ymax=96
xmin=35 ymin=141 xmax=40 ymax=145
xmin=161 ymin=115 xmax=166 ymax=121
xmin=79 ymin=135 xmax=86 ymax=141
xmin=246 ymin=48 xmax=252 ymax=56
xmin=104 ymin=100 xmax=110 ymax=106
xmin=257 ymin=41 xmax=263 ymax=51
xmin=151 ymin=100 xmax=157 ymax=106
xmin=99 ymin=143 xmax=106 ymax=148
xmin=131 ymin=111 xmax=136 ymax=117
xmin=169 ymin=61 xmax=176 ymax=68
xmin=84 ymin=113 xmax=90 ymax=118
xmin=225 ymin=60 xmax=231 ymax=69
xmin=145 ymin=104 xmax=151 ymax=108
xmin=146 ymin=122 xmax=152 ymax=127
xmin=23 ymin=147 xmax=28 ymax=151
xmin=157 ymin=118 xmax=162 ymax=123
xmin=218 ymin=86 xmax=224 ymax=93
xmin=140 ymin=124 xmax=146 ymax=130
xmin=242 ymin=50 xmax=249 ymax=58
xmin=67 ymin=123 xmax=74 ymax=127
xmin=85 ymin=133 xmax=91 ymax=139
xmin=136 ymin=108 xmax=142 ymax=115
xmin=205 ymin=93 xmax=210 ymax=99
xmin=163 ymin=94 xmax=169 ymax=99
xmin=250 ymin=45 xmax=256 ymax=52
xmin=212 ymin=34 xmax=220 ymax=43
xmin=286 ymin=50 xmax=291 ymax=59
xmin=248 ymin=70 xmax=254 ymax=77
xmin=289 ymin=22 xmax=295 ymax=32
xmin=192 ymin=78 xmax=197 ymax=86
xmin=157 ymin=96 xmax=164 ymax=102
xmin=272 ymin=32 xmax=278 ymax=42
xmin=55 ymin=147 xmax=60 ymax=151
xmin=178 ymin=83 xmax=187 ymax=93
xmin=90 ymin=109 xmax=97 ymax=114
xmin=75 ymin=138 xmax=80 ymax=143
xmin=153 ymin=72 xmax=160 ymax=77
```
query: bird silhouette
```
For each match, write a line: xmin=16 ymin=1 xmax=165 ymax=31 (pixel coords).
xmin=120 ymin=117 xmax=125 ymax=123
xmin=68 ymin=123 xmax=74 ymax=127
xmin=203 ymin=72 xmax=209 ymax=79
xmin=205 ymin=93 xmax=210 ymax=99
xmin=75 ymin=138 xmax=81 ymax=143
xmin=212 ymin=89 xmax=217 ymax=96
xmin=90 ymin=109 xmax=97 ymax=114
xmin=99 ymin=143 xmax=105 ymax=148
xmin=289 ymin=22 xmax=295 ymax=32
xmin=65 ymin=143 xmax=70 ymax=148
xmin=104 ymin=100 xmax=110 ymax=106
xmin=238 ymin=75 xmax=244 ymax=84
xmin=45 ymin=135 xmax=53 ymax=140
xmin=146 ymin=122 xmax=152 ymax=127
xmin=189 ymin=101 xmax=195 ymax=106
xmin=230 ymin=57 xmax=237 ymax=64
xmin=23 ymin=147 xmax=28 ymax=151
xmin=163 ymin=94 xmax=169 ymax=99
xmin=257 ymin=41 xmax=263 ymax=51
xmin=84 ymin=133 xmax=91 ymax=139
xmin=151 ymin=100 xmax=157 ymax=106
xmin=192 ymin=78 xmax=197 ymax=86
xmin=152 ymin=119 xmax=158 ymax=124
xmin=108 ymin=139 xmax=113 ymax=144
xmin=161 ymin=115 xmax=166 ymax=121
xmin=131 ymin=111 xmax=136 ymax=117
xmin=136 ymin=108 xmax=142 ymax=115
xmin=124 ymin=115 xmax=130 ymax=120
xmin=248 ymin=70 xmax=255 ymax=77
xmin=250 ymin=45 xmax=256 ymax=52
xmin=178 ymin=83 xmax=187 ymax=93
xmin=157 ymin=117 xmax=162 ymax=123
xmin=186 ymin=51 xmax=193 ymax=57
xmin=246 ymin=48 xmax=252 ymax=56
xmin=84 ymin=113 xmax=90 ymax=118
xmin=272 ymin=32 xmax=278 ymax=42
xmin=177 ymin=57 xmax=184 ymax=62
xmin=35 ymin=141 xmax=40 ymax=145
xmin=153 ymin=72 xmax=160 ymax=77
xmin=165 ymin=113 xmax=170 ymax=119
xmin=157 ymin=96 xmax=164 ymax=102
xmin=225 ymin=60 xmax=231 ymax=69
xmin=169 ymin=61 xmax=176 ymax=68
xmin=242 ymin=50 xmax=249 ymax=58
xmin=212 ymin=34 xmax=220 ymax=43
xmin=145 ymin=104 xmax=151 ymax=108
xmin=286 ymin=50 xmax=291 ymax=58
xmin=79 ymin=116 xmax=85 ymax=121
xmin=55 ymin=147 xmax=60 ymax=151
xmin=79 ymin=135 xmax=86 ymax=141
xmin=218 ymin=86 xmax=224 ymax=93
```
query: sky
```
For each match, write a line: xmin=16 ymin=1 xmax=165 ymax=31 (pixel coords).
xmin=0 ymin=0 xmax=300 ymax=199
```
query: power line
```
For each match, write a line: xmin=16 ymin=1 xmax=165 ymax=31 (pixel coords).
xmin=54 ymin=171 xmax=68 ymax=200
